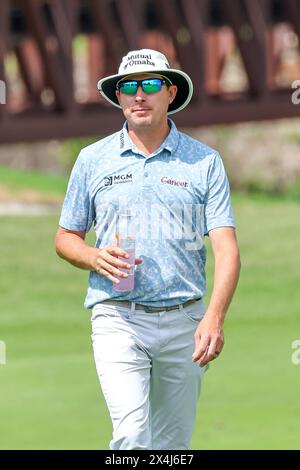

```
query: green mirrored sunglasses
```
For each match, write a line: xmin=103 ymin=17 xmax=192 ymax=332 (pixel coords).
xmin=116 ymin=78 xmax=171 ymax=95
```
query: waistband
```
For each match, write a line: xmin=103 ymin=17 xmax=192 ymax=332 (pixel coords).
xmin=101 ymin=298 xmax=201 ymax=313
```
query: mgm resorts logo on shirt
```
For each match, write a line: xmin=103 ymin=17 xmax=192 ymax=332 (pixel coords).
xmin=104 ymin=173 xmax=133 ymax=186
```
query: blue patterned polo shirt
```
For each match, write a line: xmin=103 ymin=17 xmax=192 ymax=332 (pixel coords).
xmin=59 ymin=119 xmax=235 ymax=308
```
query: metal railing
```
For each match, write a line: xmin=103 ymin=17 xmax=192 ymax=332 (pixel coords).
xmin=0 ymin=0 xmax=299 ymax=143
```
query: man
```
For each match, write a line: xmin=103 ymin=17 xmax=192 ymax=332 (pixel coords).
xmin=55 ymin=49 xmax=240 ymax=450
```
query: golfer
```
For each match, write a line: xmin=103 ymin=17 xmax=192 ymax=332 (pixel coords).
xmin=55 ymin=49 xmax=241 ymax=450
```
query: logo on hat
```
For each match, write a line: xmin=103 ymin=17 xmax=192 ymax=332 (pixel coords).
xmin=123 ymin=53 xmax=155 ymax=70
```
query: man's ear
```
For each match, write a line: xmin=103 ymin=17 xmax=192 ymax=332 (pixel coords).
xmin=169 ymin=85 xmax=177 ymax=104
xmin=115 ymin=90 xmax=121 ymax=104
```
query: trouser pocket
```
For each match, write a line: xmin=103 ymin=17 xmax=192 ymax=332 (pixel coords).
xmin=182 ymin=300 xmax=205 ymax=323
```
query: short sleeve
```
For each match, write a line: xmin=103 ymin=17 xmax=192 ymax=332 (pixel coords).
xmin=59 ymin=151 xmax=94 ymax=232
xmin=204 ymin=152 xmax=235 ymax=236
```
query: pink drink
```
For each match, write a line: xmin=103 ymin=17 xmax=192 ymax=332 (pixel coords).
xmin=113 ymin=240 xmax=135 ymax=292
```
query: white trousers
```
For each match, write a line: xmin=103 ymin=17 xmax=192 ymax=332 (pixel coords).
xmin=91 ymin=299 xmax=208 ymax=450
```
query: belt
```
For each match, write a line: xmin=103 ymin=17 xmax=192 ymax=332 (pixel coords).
xmin=101 ymin=298 xmax=201 ymax=313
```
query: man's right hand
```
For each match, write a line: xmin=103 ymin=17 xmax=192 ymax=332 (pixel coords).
xmin=92 ymin=246 xmax=142 ymax=284
xmin=55 ymin=228 xmax=142 ymax=283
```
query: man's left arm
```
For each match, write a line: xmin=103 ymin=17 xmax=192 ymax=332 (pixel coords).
xmin=192 ymin=227 xmax=241 ymax=367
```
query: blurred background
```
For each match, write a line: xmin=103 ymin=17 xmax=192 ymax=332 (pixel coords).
xmin=0 ymin=0 xmax=299 ymax=449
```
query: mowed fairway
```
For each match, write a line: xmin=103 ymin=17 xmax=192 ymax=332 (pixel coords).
xmin=0 ymin=194 xmax=299 ymax=449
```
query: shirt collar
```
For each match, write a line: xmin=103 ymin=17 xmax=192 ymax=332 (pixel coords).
xmin=119 ymin=119 xmax=180 ymax=156
xmin=161 ymin=119 xmax=180 ymax=154
xmin=119 ymin=122 xmax=133 ymax=154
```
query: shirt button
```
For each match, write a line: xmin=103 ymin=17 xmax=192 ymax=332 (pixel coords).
xmin=144 ymin=172 xmax=149 ymax=177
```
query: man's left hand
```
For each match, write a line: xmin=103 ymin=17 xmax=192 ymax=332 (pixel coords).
xmin=192 ymin=314 xmax=224 ymax=367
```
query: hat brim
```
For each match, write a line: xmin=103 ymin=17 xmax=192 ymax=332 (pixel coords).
xmin=97 ymin=69 xmax=193 ymax=115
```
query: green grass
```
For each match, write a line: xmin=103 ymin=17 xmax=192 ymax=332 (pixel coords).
xmin=193 ymin=194 xmax=300 ymax=450
xmin=0 ymin=194 xmax=299 ymax=449
xmin=0 ymin=165 xmax=68 ymax=198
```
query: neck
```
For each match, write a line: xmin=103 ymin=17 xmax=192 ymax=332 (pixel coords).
xmin=128 ymin=120 xmax=170 ymax=156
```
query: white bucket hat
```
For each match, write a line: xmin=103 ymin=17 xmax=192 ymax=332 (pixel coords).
xmin=97 ymin=49 xmax=193 ymax=115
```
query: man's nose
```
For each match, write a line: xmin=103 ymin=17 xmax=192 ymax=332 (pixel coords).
xmin=135 ymin=86 xmax=146 ymax=101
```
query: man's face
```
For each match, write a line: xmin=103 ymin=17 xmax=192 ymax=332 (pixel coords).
xmin=115 ymin=74 xmax=177 ymax=130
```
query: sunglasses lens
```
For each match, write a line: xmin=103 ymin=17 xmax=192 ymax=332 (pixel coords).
xmin=118 ymin=78 xmax=165 ymax=95
xmin=119 ymin=81 xmax=138 ymax=94
xmin=142 ymin=79 xmax=162 ymax=93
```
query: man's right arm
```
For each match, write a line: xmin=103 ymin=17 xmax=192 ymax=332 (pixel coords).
xmin=55 ymin=227 xmax=142 ymax=284
xmin=55 ymin=227 xmax=97 ymax=271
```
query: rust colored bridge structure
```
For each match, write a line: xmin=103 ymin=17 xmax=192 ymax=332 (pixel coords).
xmin=0 ymin=0 xmax=299 ymax=143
